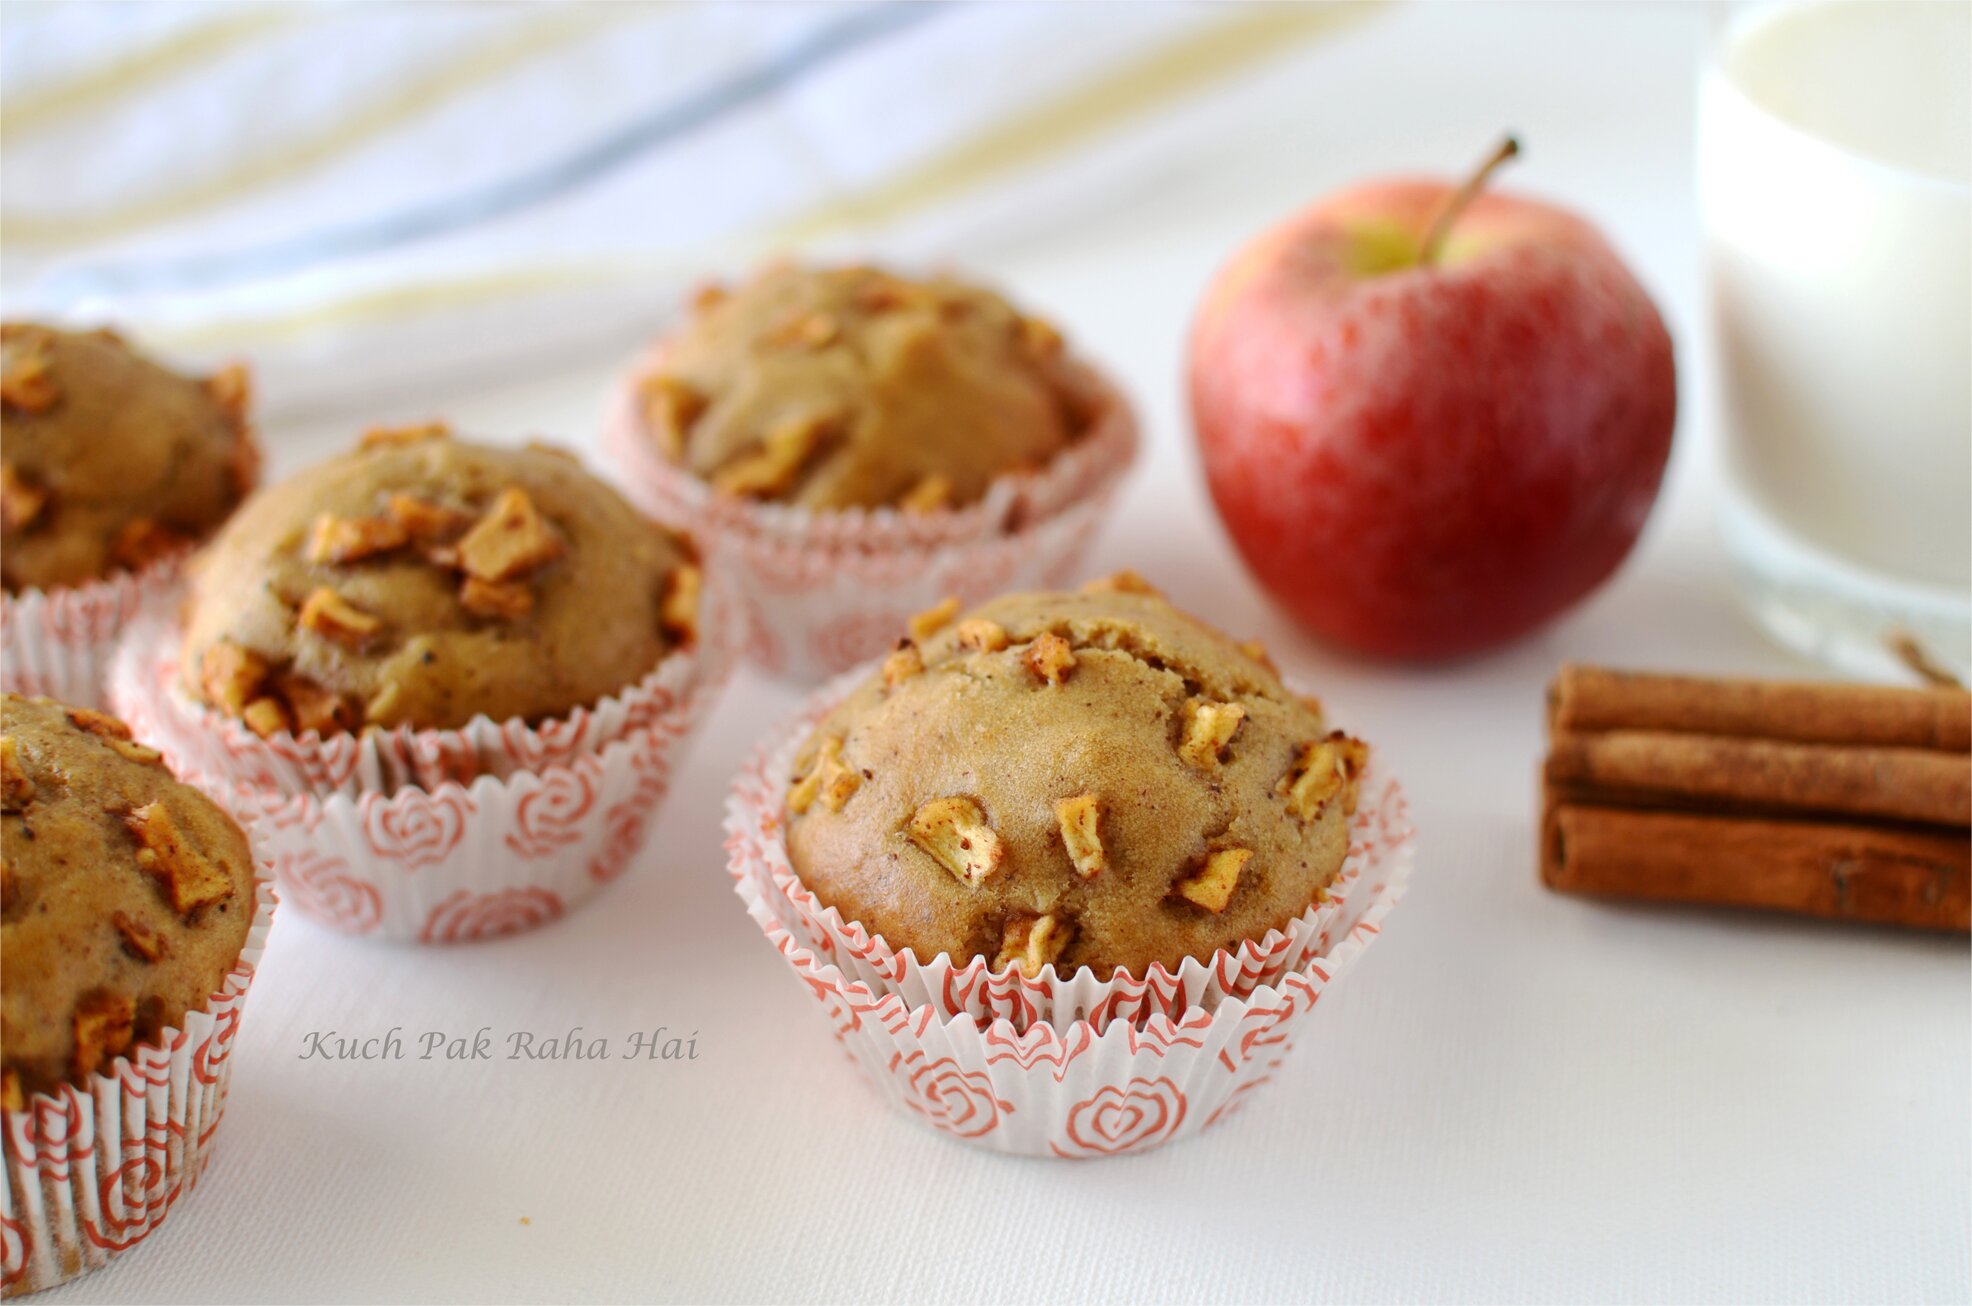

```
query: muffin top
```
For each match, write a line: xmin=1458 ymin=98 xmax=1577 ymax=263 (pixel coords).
xmin=180 ymin=426 xmax=699 ymax=734
xmin=636 ymin=263 xmax=1100 ymax=512
xmin=1 ymin=322 xmax=257 ymax=594
xmin=783 ymin=578 xmax=1368 ymax=977
xmin=2 ymin=694 xmax=257 ymax=1106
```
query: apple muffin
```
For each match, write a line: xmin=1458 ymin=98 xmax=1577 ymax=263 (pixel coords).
xmin=1 ymin=322 xmax=257 ymax=594
xmin=782 ymin=577 xmax=1369 ymax=976
xmin=179 ymin=425 xmax=700 ymax=734
xmin=1 ymin=694 xmax=257 ymax=1106
xmin=634 ymin=263 xmax=1100 ymax=511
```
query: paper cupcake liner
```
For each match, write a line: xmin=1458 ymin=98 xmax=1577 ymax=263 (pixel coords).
xmin=737 ymin=904 xmax=1400 ymax=1157
xmin=1 ymin=871 xmax=276 ymax=1295
xmin=229 ymin=710 xmax=702 ymax=942
xmin=0 ymin=554 xmax=187 ymax=712
xmin=107 ymin=577 xmax=737 ymax=801
xmin=726 ymin=670 xmax=1415 ymax=1157
xmin=603 ymin=363 xmax=1139 ymax=683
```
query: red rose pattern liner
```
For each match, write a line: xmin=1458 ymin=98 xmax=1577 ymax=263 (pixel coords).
xmin=1 ymin=866 xmax=275 ymax=1296
xmin=1 ymin=551 xmax=191 ymax=711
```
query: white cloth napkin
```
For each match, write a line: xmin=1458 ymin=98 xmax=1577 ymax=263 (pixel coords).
xmin=0 ymin=1 xmax=1379 ymax=413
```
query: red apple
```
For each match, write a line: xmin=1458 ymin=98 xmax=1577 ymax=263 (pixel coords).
xmin=1188 ymin=139 xmax=1675 ymax=660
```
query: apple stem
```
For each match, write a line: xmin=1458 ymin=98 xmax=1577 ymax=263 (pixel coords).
xmin=1419 ymin=135 xmax=1520 ymax=266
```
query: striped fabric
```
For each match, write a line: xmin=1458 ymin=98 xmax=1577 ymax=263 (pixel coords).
xmin=1 ymin=1 xmax=1378 ymax=412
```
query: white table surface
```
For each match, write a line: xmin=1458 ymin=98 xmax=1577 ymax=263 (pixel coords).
xmin=51 ymin=4 xmax=1970 ymax=1302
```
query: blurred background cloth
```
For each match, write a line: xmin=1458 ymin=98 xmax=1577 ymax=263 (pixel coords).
xmin=0 ymin=0 xmax=1379 ymax=414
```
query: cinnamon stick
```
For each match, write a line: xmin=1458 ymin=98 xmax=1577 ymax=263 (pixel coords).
xmin=1550 ymin=664 xmax=1971 ymax=752
xmin=1543 ymin=800 xmax=1970 ymax=932
xmin=1542 ymin=664 xmax=1972 ymax=930
xmin=1546 ymin=730 xmax=1971 ymax=827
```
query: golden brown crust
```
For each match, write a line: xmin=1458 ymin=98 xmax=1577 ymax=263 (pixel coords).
xmin=0 ymin=323 xmax=256 ymax=593
xmin=1 ymin=695 xmax=255 ymax=1099
xmin=179 ymin=432 xmax=697 ymax=731
xmin=784 ymin=587 xmax=1367 ymax=975
xmin=640 ymin=264 xmax=1099 ymax=510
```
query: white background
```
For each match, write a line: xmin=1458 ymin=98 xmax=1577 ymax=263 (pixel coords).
xmin=49 ymin=4 xmax=1969 ymax=1302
